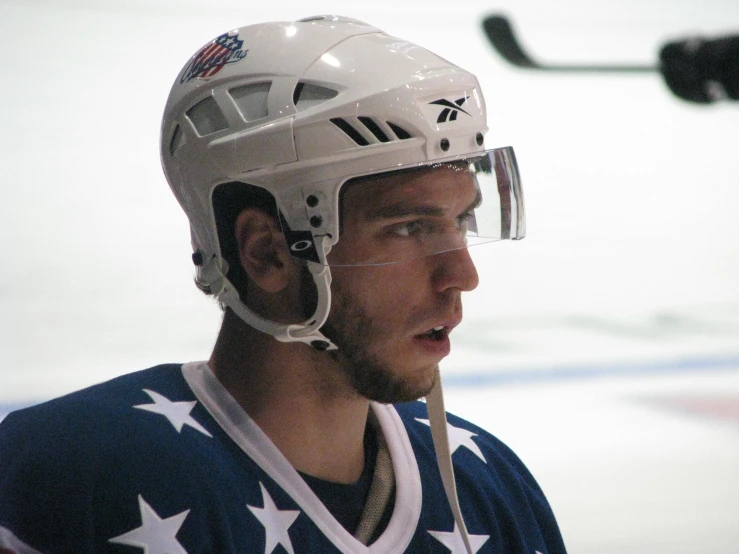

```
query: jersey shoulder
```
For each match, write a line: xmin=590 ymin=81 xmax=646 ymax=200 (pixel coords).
xmin=0 ymin=364 xmax=220 ymax=552
xmin=0 ymin=364 xmax=197 ymax=455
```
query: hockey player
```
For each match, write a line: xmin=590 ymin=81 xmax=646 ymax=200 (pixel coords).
xmin=0 ymin=16 xmax=566 ymax=554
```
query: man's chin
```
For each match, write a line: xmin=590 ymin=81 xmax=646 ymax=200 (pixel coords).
xmin=357 ymin=362 xmax=439 ymax=404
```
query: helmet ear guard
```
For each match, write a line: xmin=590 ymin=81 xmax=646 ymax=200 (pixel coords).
xmin=222 ymin=258 xmax=337 ymax=351
xmin=194 ymin=242 xmax=337 ymax=351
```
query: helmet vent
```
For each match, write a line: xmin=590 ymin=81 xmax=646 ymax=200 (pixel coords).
xmin=331 ymin=117 xmax=413 ymax=146
xmin=387 ymin=122 xmax=412 ymax=140
xmin=330 ymin=118 xmax=369 ymax=146
xmin=187 ymin=96 xmax=228 ymax=136
xmin=294 ymin=82 xmax=339 ymax=112
xmin=358 ymin=117 xmax=389 ymax=143
xmin=230 ymin=82 xmax=271 ymax=121
xmin=169 ymin=124 xmax=185 ymax=156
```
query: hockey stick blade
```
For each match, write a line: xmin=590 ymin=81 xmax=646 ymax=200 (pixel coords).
xmin=482 ymin=15 xmax=656 ymax=72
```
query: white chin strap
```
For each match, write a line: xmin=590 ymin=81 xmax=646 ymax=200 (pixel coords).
xmin=200 ymin=253 xmax=337 ymax=351
xmin=427 ymin=367 xmax=475 ymax=554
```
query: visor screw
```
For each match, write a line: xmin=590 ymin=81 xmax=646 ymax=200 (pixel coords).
xmin=440 ymin=138 xmax=450 ymax=152
xmin=476 ymin=132 xmax=484 ymax=146
xmin=310 ymin=215 xmax=323 ymax=228
xmin=192 ymin=252 xmax=204 ymax=266
xmin=311 ymin=340 xmax=330 ymax=351
xmin=306 ymin=195 xmax=319 ymax=207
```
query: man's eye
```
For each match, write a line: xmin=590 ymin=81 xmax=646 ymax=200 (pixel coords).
xmin=391 ymin=220 xmax=428 ymax=237
xmin=456 ymin=212 xmax=474 ymax=233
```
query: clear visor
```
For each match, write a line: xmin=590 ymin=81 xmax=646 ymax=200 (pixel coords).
xmin=285 ymin=147 xmax=524 ymax=267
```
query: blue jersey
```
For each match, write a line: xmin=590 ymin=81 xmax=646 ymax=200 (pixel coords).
xmin=0 ymin=363 xmax=566 ymax=553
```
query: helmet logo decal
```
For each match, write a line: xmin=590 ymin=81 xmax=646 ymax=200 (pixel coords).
xmin=429 ymin=96 xmax=471 ymax=123
xmin=278 ymin=213 xmax=321 ymax=264
xmin=290 ymin=240 xmax=313 ymax=252
xmin=284 ymin=231 xmax=320 ymax=263
xmin=180 ymin=33 xmax=248 ymax=84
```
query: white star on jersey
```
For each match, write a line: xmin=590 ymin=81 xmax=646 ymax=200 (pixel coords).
xmin=108 ymin=495 xmax=190 ymax=554
xmin=248 ymin=482 xmax=301 ymax=554
xmin=134 ymin=389 xmax=212 ymax=437
xmin=415 ymin=419 xmax=486 ymax=463
xmin=428 ymin=522 xmax=490 ymax=553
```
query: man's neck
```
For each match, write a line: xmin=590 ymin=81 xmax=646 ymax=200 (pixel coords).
xmin=208 ymin=310 xmax=370 ymax=484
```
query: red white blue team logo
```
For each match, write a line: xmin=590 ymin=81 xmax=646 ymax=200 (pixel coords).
xmin=180 ymin=32 xmax=248 ymax=84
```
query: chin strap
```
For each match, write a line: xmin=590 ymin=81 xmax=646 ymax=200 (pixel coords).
xmin=427 ymin=367 xmax=474 ymax=554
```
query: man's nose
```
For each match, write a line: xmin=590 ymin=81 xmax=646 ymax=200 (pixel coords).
xmin=430 ymin=246 xmax=480 ymax=293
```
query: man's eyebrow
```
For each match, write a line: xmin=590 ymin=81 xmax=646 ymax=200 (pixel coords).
xmin=367 ymin=189 xmax=482 ymax=220
xmin=369 ymin=203 xmax=445 ymax=219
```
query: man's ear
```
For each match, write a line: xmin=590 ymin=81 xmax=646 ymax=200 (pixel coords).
xmin=234 ymin=208 xmax=292 ymax=293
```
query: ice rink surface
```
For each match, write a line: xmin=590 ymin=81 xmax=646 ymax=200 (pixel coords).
xmin=1 ymin=0 xmax=738 ymax=551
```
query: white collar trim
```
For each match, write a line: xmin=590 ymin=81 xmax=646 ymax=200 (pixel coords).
xmin=181 ymin=361 xmax=422 ymax=553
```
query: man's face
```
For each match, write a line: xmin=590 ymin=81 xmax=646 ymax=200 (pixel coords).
xmin=322 ymin=164 xmax=480 ymax=403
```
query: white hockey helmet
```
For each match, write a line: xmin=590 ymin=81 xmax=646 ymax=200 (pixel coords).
xmin=161 ymin=15 xmax=524 ymax=350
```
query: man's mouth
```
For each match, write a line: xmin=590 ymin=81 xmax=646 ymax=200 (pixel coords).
xmin=417 ymin=325 xmax=448 ymax=341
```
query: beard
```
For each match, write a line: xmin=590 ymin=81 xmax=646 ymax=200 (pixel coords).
xmin=319 ymin=282 xmax=438 ymax=404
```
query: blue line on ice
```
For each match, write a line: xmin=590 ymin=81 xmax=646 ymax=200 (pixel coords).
xmin=2 ymin=354 xmax=739 ymax=419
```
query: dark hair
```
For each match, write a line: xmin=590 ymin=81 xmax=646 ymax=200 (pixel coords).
xmin=196 ymin=181 xmax=279 ymax=300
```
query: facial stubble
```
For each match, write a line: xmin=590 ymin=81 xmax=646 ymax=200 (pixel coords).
xmin=319 ymin=280 xmax=438 ymax=404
